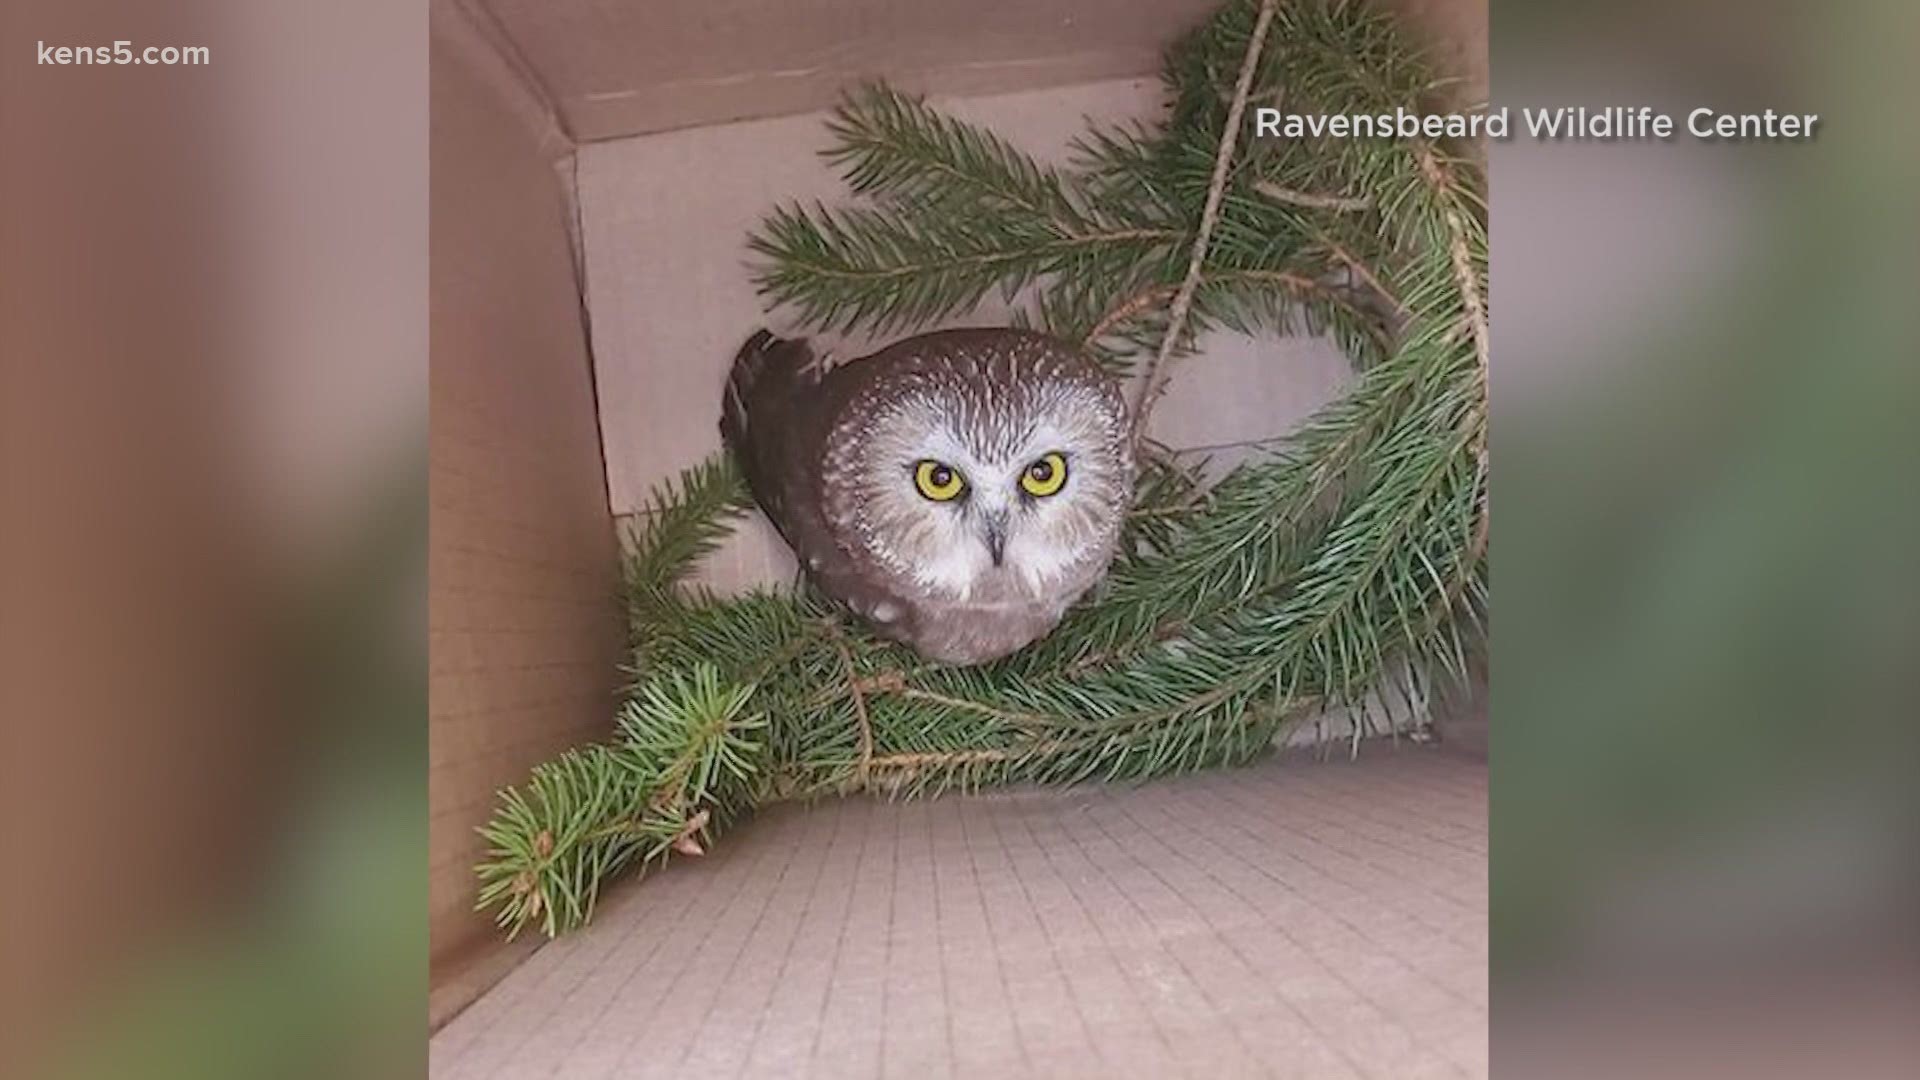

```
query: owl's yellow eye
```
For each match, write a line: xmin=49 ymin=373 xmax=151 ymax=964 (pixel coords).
xmin=1020 ymin=452 xmax=1069 ymax=498
xmin=913 ymin=460 xmax=966 ymax=502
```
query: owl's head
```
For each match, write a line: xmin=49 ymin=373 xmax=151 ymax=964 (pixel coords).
xmin=825 ymin=335 xmax=1134 ymax=603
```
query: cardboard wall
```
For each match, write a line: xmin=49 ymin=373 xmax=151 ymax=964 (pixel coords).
xmin=469 ymin=0 xmax=1225 ymax=141
xmin=428 ymin=8 xmax=623 ymax=988
xmin=469 ymin=0 xmax=1486 ymax=143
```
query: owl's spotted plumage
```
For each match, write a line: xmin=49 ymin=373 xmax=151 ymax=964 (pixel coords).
xmin=721 ymin=327 xmax=1134 ymax=664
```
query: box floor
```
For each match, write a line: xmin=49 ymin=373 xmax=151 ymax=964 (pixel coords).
xmin=430 ymin=747 xmax=1487 ymax=1078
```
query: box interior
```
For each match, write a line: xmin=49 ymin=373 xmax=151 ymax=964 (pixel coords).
xmin=429 ymin=0 xmax=1488 ymax=1037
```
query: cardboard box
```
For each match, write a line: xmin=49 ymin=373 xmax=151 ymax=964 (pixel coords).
xmin=429 ymin=0 xmax=1487 ymax=1020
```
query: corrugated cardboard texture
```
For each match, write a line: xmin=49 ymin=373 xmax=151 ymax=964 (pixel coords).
xmin=578 ymin=77 xmax=1358 ymax=592
xmin=470 ymin=0 xmax=1225 ymax=141
xmin=429 ymin=14 xmax=624 ymax=981
xmin=471 ymin=0 xmax=1485 ymax=142
xmin=431 ymin=748 xmax=1489 ymax=1078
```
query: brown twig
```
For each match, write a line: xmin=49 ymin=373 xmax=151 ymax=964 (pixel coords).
xmin=830 ymin=635 xmax=874 ymax=786
xmin=1318 ymin=236 xmax=1405 ymax=314
xmin=891 ymin=686 xmax=1052 ymax=727
xmin=1219 ymin=268 xmax=1319 ymax=292
xmin=849 ymin=666 xmax=1065 ymax=728
xmin=1083 ymin=269 xmax=1314 ymax=347
xmin=1056 ymin=617 xmax=1192 ymax=679
xmin=1083 ymin=266 xmax=1381 ymax=359
xmin=850 ymin=669 xmax=907 ymax=695
xmin=867 ymin=746 xmax=1028 ymax=769
xmin=1082 ymin=283 xmax=1177 ymax=346
xmin=779 ymin=227 xmax=1181 ymax=283
xmin=1219 ymin=268 xmax=1391 ymax=351
xmin=1130 ymin=0 xmax=1281 ymax=444
xmin=1126 ymin=453 xmax=1215 ymax=519
xmin=1127 ymin=504 xmax=1201 ymax=520
xmin=1253 ymin=180 xmax=1372 ymax=212
xmin=1414 ymin=141 xmax=1490 ymax=487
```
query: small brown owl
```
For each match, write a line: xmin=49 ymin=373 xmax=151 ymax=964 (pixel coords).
xmin=720 ymin=327 xmax=1135 ymax=665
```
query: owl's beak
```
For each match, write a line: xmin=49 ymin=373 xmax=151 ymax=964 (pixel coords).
xmin=980 ymin=510 xmax=1009 ymax=567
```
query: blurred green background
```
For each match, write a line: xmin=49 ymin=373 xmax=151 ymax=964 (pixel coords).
xmin=1492 ymin=0 xmax=1918 ymax=1075
xmin=3 ymin=2 xmax=425 ymax=1077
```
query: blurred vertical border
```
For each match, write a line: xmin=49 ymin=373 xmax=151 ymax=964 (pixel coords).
xmin=2 ymin=2 xmax=426 ymax=1078
xmin=1492 ymin=0 xmax=1919 ymax=1076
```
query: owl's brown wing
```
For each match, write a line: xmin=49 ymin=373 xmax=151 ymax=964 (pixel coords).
xmin=719 ymin=330 xmax=917 ymax=637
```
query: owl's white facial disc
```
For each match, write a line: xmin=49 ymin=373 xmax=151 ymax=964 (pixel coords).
xmin=833 ymin=354 xmax=1133 ymax=605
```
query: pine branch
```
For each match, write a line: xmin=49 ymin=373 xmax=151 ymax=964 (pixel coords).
xmin=475 ymin=664 xmax=763 ymax=938
xmin=621 ymin=455 xmax=752 ymax=642
xmin=1412 ymin=139 xmax=1491 ymax=488
xmin=750 ymin=201 xmax=1178 ymax=334
xmin=1253 ymin=181 xmax=1371 ymax=212
xmin=824 ymin=83 xmax=1090 ymax=229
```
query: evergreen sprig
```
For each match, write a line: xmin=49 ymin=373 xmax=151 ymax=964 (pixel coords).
xmin=824 ymin=83 xmax=1092 ymax=226
xmin=474 ymin=664 xmax=764 ymax=938
xmin=478 ymin=0 xmax=1487 ymax=938
xmin=620 ymin=454 xmax=753 ymax=647
xmin=748 ymin=201 xmax=1181 ymax=336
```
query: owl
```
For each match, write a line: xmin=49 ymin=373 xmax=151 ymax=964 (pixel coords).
xmin=720 ymin=327 xmax=1135 ymax=665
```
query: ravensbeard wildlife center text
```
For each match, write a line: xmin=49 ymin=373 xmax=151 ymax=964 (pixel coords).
xmin=1255 ymin=105 xmax=1821 ymax=141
